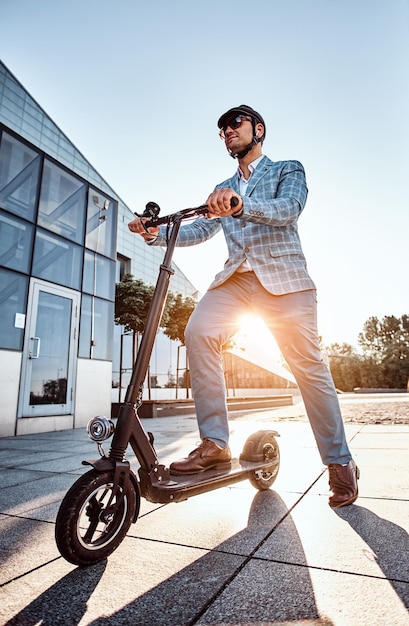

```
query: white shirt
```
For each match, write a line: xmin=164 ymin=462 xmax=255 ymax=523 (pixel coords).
xmin=236 ymin=156 xmax=264 ymax=272
xmin=238 ymin=155 xmax=264 ymax=195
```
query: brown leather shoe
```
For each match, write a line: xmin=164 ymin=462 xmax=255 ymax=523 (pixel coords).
xmin=170 ymin=439 xmax=231 ymax=475
xmin=328 ymin=460 xmax=360 ymax=508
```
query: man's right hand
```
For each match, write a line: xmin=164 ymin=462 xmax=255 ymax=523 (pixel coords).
xmin=205 ymin=189 xmax=243 ymax=219
xmin=128 ymin=217 xmax=160 ymax=241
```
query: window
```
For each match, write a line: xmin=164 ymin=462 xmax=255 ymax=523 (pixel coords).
xmin=117 ymin=254 xmax=131 ymax=282
xmin=0 ymin=131 xmax=41 ymax=221
xmin=79 ymin=294 xmax=113 ymax=360
xmin=38 ymin=159 xmax=86 ymax=244
xmin=32 ymin=228 xmax=83 ymax=290
xmin=85 ymin=190 xmax=117 ymax=259
xmin=0 ymin=268 xmax=28 ymax=350
xmin=0 ymin=210 xmax=34 ymax=273
xmin=83 ymin=250 xmax=116 ymax=301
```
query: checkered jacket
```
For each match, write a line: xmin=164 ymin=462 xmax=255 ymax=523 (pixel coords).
xmin=154 ymin=156 xmax=316 ymax=295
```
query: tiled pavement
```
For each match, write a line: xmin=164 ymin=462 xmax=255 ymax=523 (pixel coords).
xmin=0 ymin=392 xmax=408 ymax=625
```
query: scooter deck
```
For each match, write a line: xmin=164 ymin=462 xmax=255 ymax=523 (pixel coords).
xmin=141 ymin=457 xmax=278 ymax=504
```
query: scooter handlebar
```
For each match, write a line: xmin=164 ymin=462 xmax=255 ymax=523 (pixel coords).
xmin=143 ymin=197 xmax=239 ymax=228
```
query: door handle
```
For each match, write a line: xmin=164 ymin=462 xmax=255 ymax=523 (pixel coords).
xmin=29 ymin=336 xmax=41 ymax=359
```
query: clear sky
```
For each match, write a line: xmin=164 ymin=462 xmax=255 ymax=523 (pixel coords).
xmin=2 ymin=0 xmax=408 ymax=348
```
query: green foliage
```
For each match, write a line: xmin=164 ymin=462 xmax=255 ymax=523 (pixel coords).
xmin=114 ymin=274 xmax=155 ymax=334
xmin=358 ymin=314 xmax=409 ymax=388
xmin=114 ymin=274 xmax=197 ymax=342
xmin=326 ymin=314 xmax=409 ymax=391
xmin=162 ymin=292 xmax=197 ymax=344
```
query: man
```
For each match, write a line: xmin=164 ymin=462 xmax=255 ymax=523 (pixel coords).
xmin=128 ymin=105 xmax=359 ymax=508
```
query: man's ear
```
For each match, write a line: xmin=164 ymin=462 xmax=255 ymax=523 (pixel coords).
xmin=255 ymin=123 xmax=264 ymax=138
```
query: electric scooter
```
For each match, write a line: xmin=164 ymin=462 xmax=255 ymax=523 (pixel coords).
xmin=55 ymin=200 xmax=280 ymax=567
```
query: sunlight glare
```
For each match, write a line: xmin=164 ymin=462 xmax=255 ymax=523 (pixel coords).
xmin=228 ymin=315 xmax=296 ymax=384
xmin=234 ymin=315 xmax=280 ymax=358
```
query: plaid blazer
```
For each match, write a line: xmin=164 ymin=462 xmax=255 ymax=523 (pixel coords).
xmin=154 ymin=156 xmax=316 ymax=295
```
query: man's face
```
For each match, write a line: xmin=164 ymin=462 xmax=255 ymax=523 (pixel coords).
xmin=222 ymin=115 xmax=254 ymax=153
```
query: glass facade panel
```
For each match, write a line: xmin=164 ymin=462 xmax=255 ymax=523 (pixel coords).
xmin=117 ymin=254 xmax=131 ymax=282
xmin=32 ymin=228 xmax=83 ymax=290
xmin=0 ymin=131 xmax=41 ymax=221
xmin=0 ymin=268 xmax=28 ymax=350
xmin=85 ymin=189 xmax=116 ymax=259
xmin=38 ymin=159 xmax=86 ymax=243
xmin=0 ymin=210 xmax=34 ymax=273
xmin=83 ymin=250 xmax=116 ymax=301
xmin=79 ymin=294 xmax=113 ymax=360
xmin=21 ymin=119 xmax=42 ymax=144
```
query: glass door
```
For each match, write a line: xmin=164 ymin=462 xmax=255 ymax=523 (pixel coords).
xmin=18 ymin=279 xmax=80 ymax=417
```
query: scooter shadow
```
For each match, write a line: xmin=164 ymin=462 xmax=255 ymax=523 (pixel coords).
xmin=336 ymin=504 xmax=409 ymax=609
xmin=6 ymin=560 xmax=107 ymax=626
xmin=86 ymin=490 xmax=330 ymax=626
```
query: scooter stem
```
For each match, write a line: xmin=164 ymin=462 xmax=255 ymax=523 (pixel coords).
xmin=125 ymin=216 xmax=183 ymax=405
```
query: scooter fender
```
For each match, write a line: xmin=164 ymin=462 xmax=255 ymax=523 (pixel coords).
xmin=82 ymin=457 xmax=141 ymax=523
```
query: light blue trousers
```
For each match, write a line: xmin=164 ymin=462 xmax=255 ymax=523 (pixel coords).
xmin=184 ymin=272 xmax=352 ymax=466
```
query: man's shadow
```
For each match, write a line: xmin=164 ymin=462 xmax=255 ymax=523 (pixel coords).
xmin=336 ymin=505 xmax=409 ymax=609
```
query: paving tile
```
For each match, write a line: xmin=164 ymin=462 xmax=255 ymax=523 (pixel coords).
xmin=255 ymin=493 xmax=409 ymax=582
xmin=197 ymin=560 xmax=409 ymax=626
xmin=0 ymin=539 xmax=245 ymax=626
xmin=0 ymin=473 xmax=80 ymax=519
xmin=0 ymin=516 xmax=60 ymax=585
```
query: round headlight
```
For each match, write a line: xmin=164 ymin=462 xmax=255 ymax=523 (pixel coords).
xmin=87 ymin=415 xmax=115 ymax=442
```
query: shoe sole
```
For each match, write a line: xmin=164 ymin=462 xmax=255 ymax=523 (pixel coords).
xmin=329 ymin=492 xmax=358 ymax=508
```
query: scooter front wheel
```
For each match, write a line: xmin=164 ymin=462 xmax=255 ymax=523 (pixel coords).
xmin=55 ymin=469 xmax=138 ymax=567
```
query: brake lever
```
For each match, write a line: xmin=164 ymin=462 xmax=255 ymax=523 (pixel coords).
xmin=134 ymin=201 xmax=161 ymax=221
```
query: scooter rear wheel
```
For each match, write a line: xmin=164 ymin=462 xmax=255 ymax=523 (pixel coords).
xmin=241 ymin=430 xmax=280 ymax=491
xmin=55 ymin=469 xmax=137 ymax=567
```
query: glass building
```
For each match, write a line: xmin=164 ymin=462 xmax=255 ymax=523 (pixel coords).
xmin=0 ymin=61 xmax=198 ymax=436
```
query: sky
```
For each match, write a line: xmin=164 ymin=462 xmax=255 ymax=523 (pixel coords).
xmin=1 ymin=0 xmax=408 ymax=349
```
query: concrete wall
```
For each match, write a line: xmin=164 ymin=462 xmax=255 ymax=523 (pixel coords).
xmin=15 ymin=414 xmax=74 ymax=436
xmin=0 ymin=350 xmax=22 ymax=437
xmin=74 ymin=359 xmax=113 ymax=428
xmin=0 ymin=352 xmax=112 ymax=436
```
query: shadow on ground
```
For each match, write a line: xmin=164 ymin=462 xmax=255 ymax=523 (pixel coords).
xmin=336 ymin=505 xmax=409 ymax=609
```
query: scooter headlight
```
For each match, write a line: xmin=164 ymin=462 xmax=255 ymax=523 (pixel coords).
xmin=87 ymin=416 xmax=115 ymax=442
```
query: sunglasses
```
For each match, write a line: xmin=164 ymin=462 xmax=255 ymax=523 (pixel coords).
xmin=219 ymin=115 xmax=253 ymax=139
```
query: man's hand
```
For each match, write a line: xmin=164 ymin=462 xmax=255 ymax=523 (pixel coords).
xmin=128 ymin=217 xmax=160 ymax=240
xmin=205 ymin=189 xmax=243 ymax=219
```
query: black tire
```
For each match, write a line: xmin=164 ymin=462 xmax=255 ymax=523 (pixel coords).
xmin=241 ymin=430 xmax=280 ymax=491
xmin=55 ymin=469 xmax=138 ymax=567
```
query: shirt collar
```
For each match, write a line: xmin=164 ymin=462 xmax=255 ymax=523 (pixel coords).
xmin=237 ymin=155 xmax=264 ymax=181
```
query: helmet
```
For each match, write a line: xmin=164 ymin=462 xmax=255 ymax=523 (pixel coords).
xmin=217 ymin=105 xmax=266 ymax=139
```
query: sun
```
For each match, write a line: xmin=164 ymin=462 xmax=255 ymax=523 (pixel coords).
xmin=227 ymin=314 xmax=296 ymax=384
xmin=233 ymin=314 xmax=281 ymax=358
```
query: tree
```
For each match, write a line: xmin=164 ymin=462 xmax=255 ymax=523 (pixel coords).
xmin=115 ymin=274 xmax=155 ymax=334
xmin=325 ymin=343 xmax=364 ymax=392
xmin=161 ymin=292 xmax=197 ymax=344
xmin=358 ymin=314 xmax=409 ymax=388
xmin=115 ymin=274 xmax=198 ymax=341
